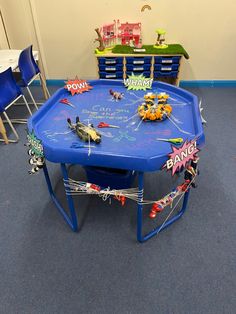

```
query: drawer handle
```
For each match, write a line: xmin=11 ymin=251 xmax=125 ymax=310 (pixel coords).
xmin=133 ymin=61 xmax=144 ymax=64
xmin=105 ymin=60 xmax=116 ymax=64
xmin=133 ymin=67 xmax=144 ymax=71
xmin=162 ymin=60 xmax=173 ymax=64
xmin=105 ymin=74 xmax=116 ymax=78
xmin=161 ymin=67 xmax=172 ymax=71
xmin=105 ymin=67 xmax=116 ymax=71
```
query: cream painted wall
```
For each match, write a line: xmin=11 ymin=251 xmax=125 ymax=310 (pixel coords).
xmin=1 ymin=0 xmax=236 ymax=80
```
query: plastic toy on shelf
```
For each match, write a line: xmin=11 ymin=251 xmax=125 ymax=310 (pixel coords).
xmin=138 ymin=92 xmax=172 ymax=121
xmin=154 ymin=29 xmax=168 ymax=49
xmin=94 ymin=20 xmax=142 ymax=53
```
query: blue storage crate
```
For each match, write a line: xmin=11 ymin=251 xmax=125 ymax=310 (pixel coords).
xmin=98 ymin=57 xmax=123 ymax=65
xmin=126 ymin=71 xmax=151 ymax=77
xmin=99 ymin=71 xmax=123 ymax=79
xmin=126 ymin=64 xmax=151 ymax=72
xmin=83 ymin=166 xmax=137 ymax=190
xmin=154 ymin=64 xmax=179 ymax=71
xmin=99 ymin=64 xmax=123 ymax=72
xmin=154 ymin=56 xmax=181 ymax=65
xmin=154 ymin=71 xmax=178 ymax=78
xmin=126 ymin=57 xmax=152 ymax=65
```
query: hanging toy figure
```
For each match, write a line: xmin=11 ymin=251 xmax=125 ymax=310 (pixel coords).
xmin=183 ymin=155 xmax=199 ymax=189
xmin=109 ymin=89 xmax=124 ymax=101
xmin=25 ymin=130 xmax=45 ymax=174
xmin=28 ymin=149 xmax=45 ymax=174
xmin=149 ymin=154 xmax=200 ymax=219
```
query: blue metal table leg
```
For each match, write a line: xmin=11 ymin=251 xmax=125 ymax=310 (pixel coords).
xmin=137 ymin=172 xmax=144 ymax=242
xmin=137 ymin=171 xmax=191 ymax=243
xmin=43 ymin=163 xmax=78 ymax=231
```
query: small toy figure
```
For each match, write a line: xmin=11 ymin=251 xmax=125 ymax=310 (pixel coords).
xmin=109 ymin=89 xmax=124 ymax=101
xmin=144 ymin=92 xmax=156 ymax=105
xmin=157 ymin=92 xmax=169 ymax=105
xmin=154 ymin=29 xmax=168 ymax=48
xmin=26 ymin=130 xmax=45 ymax=175
xmin=184 ymin=155 xmax=199 ymax=188
xmin=149 ymin=195 xmax=174 ymax=218
xmin=114 ymin=195 xmax=126 ymax=206
xmin=67 ymin=116 xmax=101 ymax=144
xmin=28 ymin=153 xmax=45 ymax=174
xmin=85 ymin=183 xmax=101 ymax=193
xmin=26 ymin=145 xmax=45 ymax=174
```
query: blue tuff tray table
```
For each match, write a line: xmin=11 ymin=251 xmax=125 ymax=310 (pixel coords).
xmin=28 ymin=80 xmax=204 ymax=172
xmin=28 ymin=80 xmax=205 ymax=242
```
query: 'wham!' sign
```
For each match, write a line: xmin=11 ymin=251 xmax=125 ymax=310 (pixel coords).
xmin=163 ymin=139 xmax=200 ymax=175
xmin=124 ymin=73 xmax=153 ymax=91
xmin=64 ymin=77 xmax=92 ymax=96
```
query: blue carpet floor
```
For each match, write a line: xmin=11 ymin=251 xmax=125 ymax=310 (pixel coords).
xmin=0 ymin=86 xmax=236 ymax=314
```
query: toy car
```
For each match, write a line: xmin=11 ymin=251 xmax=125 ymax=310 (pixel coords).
xmin=67 ymin=116 xmax=101 ymax=143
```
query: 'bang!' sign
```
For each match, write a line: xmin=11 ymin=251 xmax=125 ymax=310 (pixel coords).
xmin=163 ymin=139 xmax=199 ymax=175
xmin=65 ymin=77 xmax=92 ymax=96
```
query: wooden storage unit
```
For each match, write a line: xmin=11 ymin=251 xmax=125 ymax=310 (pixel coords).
xmin=95 ymin=53 xmax=184 ymax=86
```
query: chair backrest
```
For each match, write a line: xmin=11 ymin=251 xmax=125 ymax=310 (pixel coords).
xmin=18 ymin=45 xmax=40 ymax=86
xmin=0 ymin=67 xmax=22 ymax=112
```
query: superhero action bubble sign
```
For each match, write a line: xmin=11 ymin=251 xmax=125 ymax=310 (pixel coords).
xmin=123 ymin=73 xmax=153 ymax=91
xmin=162 ymin=139 xmax=200 ymax=176
xmin=64 ymin=76 xmax=92 ymax=96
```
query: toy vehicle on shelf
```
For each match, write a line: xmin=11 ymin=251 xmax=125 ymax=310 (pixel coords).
xmin=138 ymin=92 xmax=172 ymax=121
xmin=67 ymin=116 xmax=101 ymax=143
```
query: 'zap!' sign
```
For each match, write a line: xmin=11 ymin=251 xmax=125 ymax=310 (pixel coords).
xmin=163 ymin=139 xmax=200 ymax=176
xmin=64 ymin=77 xmax=92 ymax=96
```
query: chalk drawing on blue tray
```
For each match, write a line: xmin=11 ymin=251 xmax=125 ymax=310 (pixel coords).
xmin=113 ymin=131 xmax=136 ymax=142
xmin=98 ymin=130 xmax=114 ymax=138
xmin=124 ymin=92 xmax=143 ymax=107
xmin=83 ymin=105 xmax=130 ymax=121
xmin=42 ymin=130 xmax=73 ymax=142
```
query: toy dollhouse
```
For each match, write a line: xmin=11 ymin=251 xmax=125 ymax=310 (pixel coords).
xmin=100 ymin=20 xmax=141 ymax=48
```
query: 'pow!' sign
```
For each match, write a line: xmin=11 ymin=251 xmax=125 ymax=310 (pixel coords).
xmin=64 ymin=77 xmax=92 ymax=96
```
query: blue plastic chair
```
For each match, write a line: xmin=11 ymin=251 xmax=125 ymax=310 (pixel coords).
xmin=18 ymin=45 xmax=50 ymax=109
xmin=0 ymin=67 xmax=32 ymax=143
